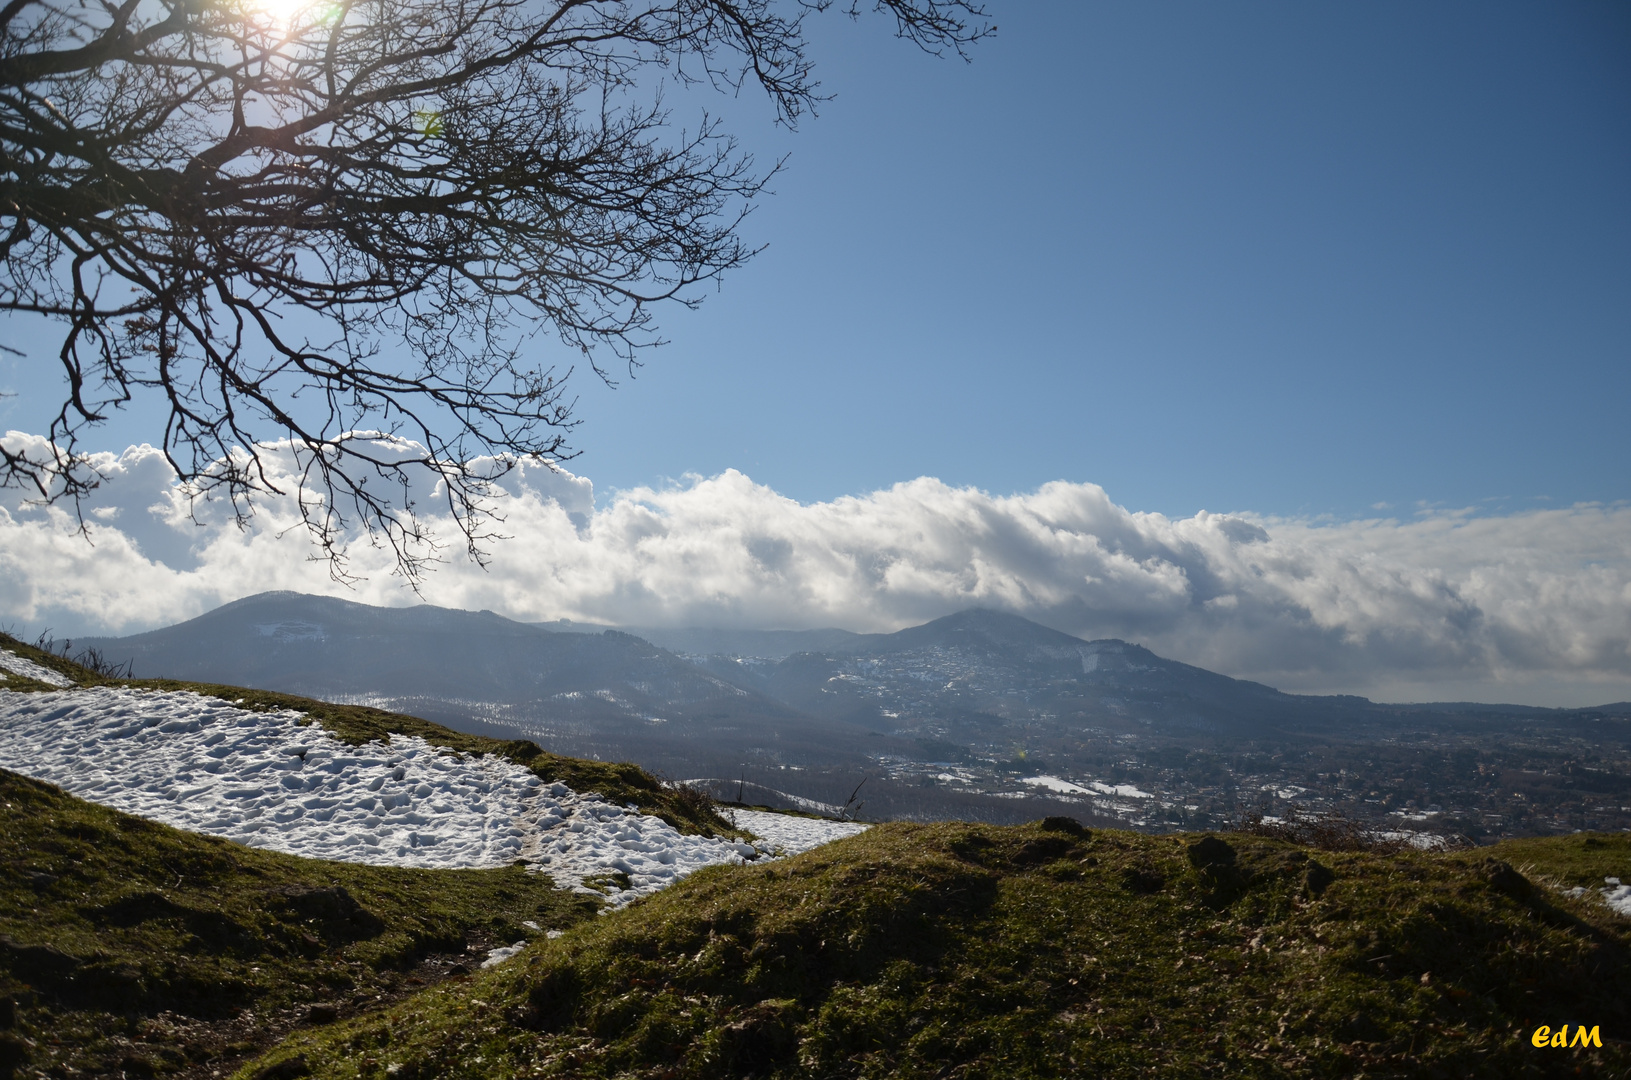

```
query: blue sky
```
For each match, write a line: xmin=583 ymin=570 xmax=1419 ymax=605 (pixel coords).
xmin=3 ymin=2 xmax=1631 ymax=705
xmin=2 ymin=1 xmax=1627 ymax=518
xmin=554 ymin=0 xmax=1630 ymax=517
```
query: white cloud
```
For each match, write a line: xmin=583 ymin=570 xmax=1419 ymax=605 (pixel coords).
xmin=3 ymin=431 xmax=1628 ymax=706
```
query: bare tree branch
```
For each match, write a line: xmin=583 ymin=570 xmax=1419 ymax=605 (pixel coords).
xmin=1 ymin=0 xmax=991 ymax=584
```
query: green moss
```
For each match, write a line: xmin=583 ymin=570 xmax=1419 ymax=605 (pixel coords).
xmin=1491 ymin=830 xmax=1631 ymax=889
xmin=240 ymin=822 xmax=1631 ymax=1079
xmin=0 ymin=769 xmax=599 ymax=1078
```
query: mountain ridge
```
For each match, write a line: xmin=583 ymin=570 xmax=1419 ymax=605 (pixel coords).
xmin=82 ymin=594 xmax=1631 ymax=714
xmin=67 ymin=592 xmax=1631 ymax=835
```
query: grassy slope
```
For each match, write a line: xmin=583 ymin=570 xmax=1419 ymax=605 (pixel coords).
xmin=0 ymin=769 xmax=600 ymax=1079
xmin=0 ymin=633 xmax=738 ymax=838
xmin=244 ymin=822 xmax=1630 ymax=1080
xmin=7 ymin=634 xmax=1629 ymax=1078
xmin=0 ymin=634 xmax=762 ymax=1079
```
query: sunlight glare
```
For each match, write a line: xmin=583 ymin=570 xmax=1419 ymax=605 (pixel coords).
xmin=243 ymin=0 xmax=338 ymax=31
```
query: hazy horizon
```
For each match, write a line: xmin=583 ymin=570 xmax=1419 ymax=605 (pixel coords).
xmin=75 ymin=586 xmax=1631 ymax=712
xmin=5 ymin=440 xmax=1625 ymax=709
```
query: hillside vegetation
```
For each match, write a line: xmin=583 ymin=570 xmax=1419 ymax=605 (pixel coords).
xmin=4 ymin=636 xmax=1628 ymax=1078
xmin=0 ymin=768 xmax=597 ymax=1079
xmin=242 ymin=821 xmax=1630 ymax=1079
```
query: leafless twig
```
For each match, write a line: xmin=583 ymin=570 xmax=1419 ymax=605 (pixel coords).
xmin=1 ymin=0 xmax=991 ymax=584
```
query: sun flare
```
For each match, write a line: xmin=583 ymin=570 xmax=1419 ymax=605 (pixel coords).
xmin=242 ymin=0 xmax=337 ymax=30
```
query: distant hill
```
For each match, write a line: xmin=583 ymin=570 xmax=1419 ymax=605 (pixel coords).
xmin=684 ymin=607 xmax=1374 ymax=738
xmin=71 ymin=594 xmax=1631 ymax=833
xmin=79 ymin=591 xmax=734 ymax=704
xmin=615 ymin=623 xmax=869 ymax=659
xmin=73 ymin=592 xmax=895 ymax=773
xmin=79 ymin=596 xmax=1368 ymax=747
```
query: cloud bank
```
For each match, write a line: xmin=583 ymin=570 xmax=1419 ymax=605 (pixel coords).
xmin=3 ymin=432 xmax=1628 ymax=706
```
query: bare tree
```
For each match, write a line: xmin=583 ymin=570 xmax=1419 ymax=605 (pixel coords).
xmin=0 ymin=0 xmax=989 ymax=581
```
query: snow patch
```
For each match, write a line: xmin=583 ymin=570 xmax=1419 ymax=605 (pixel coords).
xmin=1090 ymin=780 xmax=1152 ymax=799
xmin=481 ymin=942 xmax=528 ymax=969
xmin=1020 ymin=774 xmax=1150 ymax=798
xmin=0 ymin=686 xmax=536 ymax=868
xmin=0 ymin=650 xmax=73 ymax=687
xmin=254 ymin=621 xmax=327 ymax=643
xmin=0 ymin=686 xmax=864 ymax=909
xmin=517 ymin=784 xmax=780 ymax=905
xmin=1373 ymin=830 xmax=1457 ymax=851
xmin=1597 ymin=877 xmax=1631 ymax=917
xmin=725 ymin=808 xmax=868 ymax=854
xmin=1021 ymin=775 xmax=1092 ymax=795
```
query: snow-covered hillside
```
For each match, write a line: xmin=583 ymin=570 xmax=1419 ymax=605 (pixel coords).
xmin=0 ymin=648 xmax=73 ymax=686
xmin=0 ymin=684 xmax=864 ymax=907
